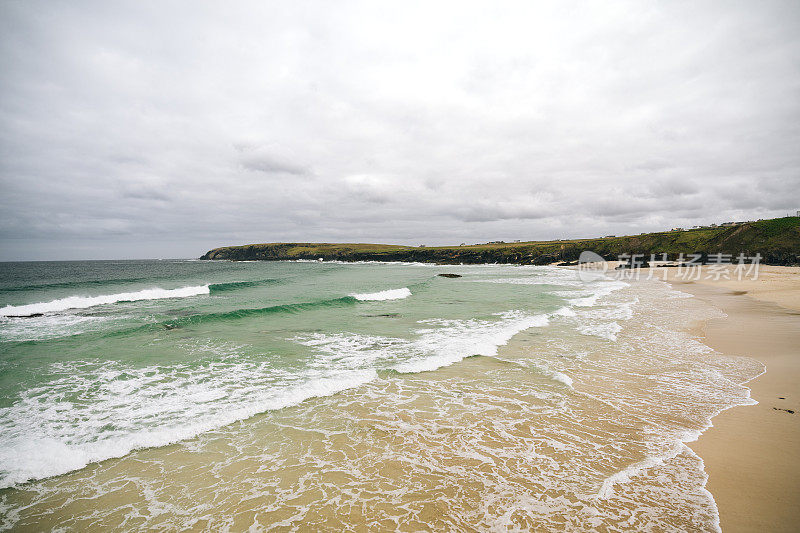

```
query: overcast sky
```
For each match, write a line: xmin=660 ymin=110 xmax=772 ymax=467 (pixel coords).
xmin=1 ymin=0 xmax=798 ymax=260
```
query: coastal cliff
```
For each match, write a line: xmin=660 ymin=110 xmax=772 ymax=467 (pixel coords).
xmin=201 ymin=217 xmax=800 ymax=266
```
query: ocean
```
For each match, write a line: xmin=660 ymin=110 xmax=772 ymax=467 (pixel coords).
xmin=0 ymin=259 xmax=763 ymax=531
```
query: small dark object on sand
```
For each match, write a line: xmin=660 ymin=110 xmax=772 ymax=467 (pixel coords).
xmin=616 ymin=260 xmax=650 ymax=269
xmin=773 ymin=407 xmax=795 ymax=414
xmin=438 ymin=273 xmax=462 ymax=278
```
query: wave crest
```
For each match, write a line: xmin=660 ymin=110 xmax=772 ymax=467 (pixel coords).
xmin=0 ymin=286 xmax=210 ymax=317
xmin=351 ymin=287 xmax=411 ymax=301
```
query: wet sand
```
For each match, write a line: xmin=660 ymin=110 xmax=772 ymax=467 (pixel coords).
xmin=665 ymin=266 xmax=800 ymax=532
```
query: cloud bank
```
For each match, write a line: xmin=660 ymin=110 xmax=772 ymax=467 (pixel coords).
xmin=1 ymin=0 xmax=798 ymax=259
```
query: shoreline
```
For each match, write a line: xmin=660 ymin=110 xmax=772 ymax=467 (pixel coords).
xmin=664 ymin=267 xmax=800 ymax=532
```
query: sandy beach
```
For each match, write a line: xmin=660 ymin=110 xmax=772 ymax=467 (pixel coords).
xmin=661 ymin=266 xmax=800 ymax=532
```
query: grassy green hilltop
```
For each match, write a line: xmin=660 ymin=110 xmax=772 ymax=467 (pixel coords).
xmin=201 ymin=216 xmax=800 ymax=266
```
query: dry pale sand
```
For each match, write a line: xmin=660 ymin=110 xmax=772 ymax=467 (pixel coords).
xmin=660 ymin=266 xmax=800 ymax=532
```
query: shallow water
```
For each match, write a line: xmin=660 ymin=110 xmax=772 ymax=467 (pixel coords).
xmin=0 ymin=260 xmax=762 ymax=531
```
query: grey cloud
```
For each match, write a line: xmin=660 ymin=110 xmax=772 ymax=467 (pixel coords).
xmin=234 ymin=143 xmax=311 ymax=176
xmin=645 ymin=179 xmax=699 ymax=198
xmin=122 ymin=186 xmax=171 ymax=202
xmin=240 ymin=155 xmax=310 ymax=176
xmin=629 ymin=159 xmax=675 ymax=172
xmin=0 ymin=0 xmax=798 ymax=259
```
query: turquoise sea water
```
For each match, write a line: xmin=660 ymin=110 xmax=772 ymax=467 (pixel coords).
xmin=0 ymin=260 xmax=764 ymax=530
xmin=0 ymin=260 xmax=566 ymax=485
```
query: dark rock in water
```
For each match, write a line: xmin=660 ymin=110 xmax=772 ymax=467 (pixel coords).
xmin=7 ymin=313 xmax=44 ymax=318
xmin=438 ymin=273 xmax=462 ymax=278
xmin=773 ymin=407 xmax=795 ymax=414
xmin=362 ymin=313 xmax=401 ymax=318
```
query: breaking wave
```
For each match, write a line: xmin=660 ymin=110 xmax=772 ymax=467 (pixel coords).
xmin=351 ymin=287 xmax=412 ymax=301
xmin=0 ymin=286 xmax=211 ymax=317
xmin=0 ymin=357 xmax=377 ymax=488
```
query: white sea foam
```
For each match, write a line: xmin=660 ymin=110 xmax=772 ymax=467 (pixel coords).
xmin=567 ymin=280 xmax=629 ymax=307
xmin=472 ymin=277 xmax=583 ymax=287
xmin=597 ymin=440 xmax=687 ymax=499
xmin=0 ymin=285 xmax=210 ymax=316
xmin=578 ymin=321 xmax=623 ymax=341
xmin=393 ymin=311 xmax=551 ymax=373
xmin=546 ymin=278 xmax=635 ymax=341
xmin=0 ymin=314 xmax=115 ymax=342
xmin=470 ymin=266 xmax=591 ymax=287
xmin=510 ymin=360 xmax=576 ymax=388
xmin=668 ymin=290 xmax=694 ymax=299
xmin=294 ymin=310 xmax=551 ymax=376
xmin=295 ymin=333 xmax=405 ymax=370
xmin=350 ymin=287 xmax=411 ymax=301
xmin=550 ymin=371 xmax=574 ymax=387
xmin=0 ymin=353 xmax=377 ymax=488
